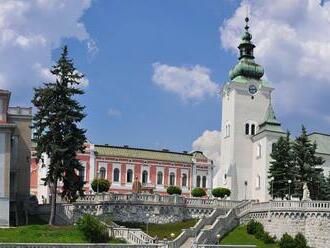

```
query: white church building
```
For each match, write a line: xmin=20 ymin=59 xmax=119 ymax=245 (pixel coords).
xmin=213 ymin=17 xmax=330 ymax=202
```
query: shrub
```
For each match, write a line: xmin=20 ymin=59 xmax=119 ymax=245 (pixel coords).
xmin=167 ymin=186 xmax=182 ymax=195
xmin=76 ymin=214 xmax=110 ymax=243
xmin=279 ymin=233 xmax=296 ymax=248
xmin=91 ymin=179 xmax=111 ymax=193
xmin=246 ymin=220 xmax=263 ymax=235
xmin=294 ymin=233 xmax=309 ymax=248
xmin=191 ymin=187 xmax=207 ymax=197
xmin=211 ymin=187 xmax=231 ymax=198
xmin=262 ymin=231 xmax=276 ymax=244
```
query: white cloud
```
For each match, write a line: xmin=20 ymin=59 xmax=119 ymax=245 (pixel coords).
xmin=152 ymin=63 xmax=218 ymax=102
xmin=107 ymin=108 xmax=122 ymax=118
xmin=0 ymin=0 xmax=93 ymax=103
xmin=220 ymin=0 xmax=330 ymax=118
xmin=192 ymin=130 xmax=221 ymax=169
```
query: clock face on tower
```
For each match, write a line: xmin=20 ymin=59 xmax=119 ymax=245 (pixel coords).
xmin=248 ymin=84 xmax=258 ymax=95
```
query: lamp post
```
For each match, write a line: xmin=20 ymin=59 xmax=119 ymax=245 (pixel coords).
xmin=270 ymin=176 xmax=274 ymax=199
xmin=244 ymin=181 xmax=248 ymax=200
xmin=146 ymin=213 xmax=150 ymax=235
xmin=170 ymin=233 xmax=175 ymax=240
xmin=97 ymin=171 xmax=100 ymax=194
xmin=288 ymin=179 xmax=292 ymax=200
xmin=216 ymin=234 xmax=221 ymax=243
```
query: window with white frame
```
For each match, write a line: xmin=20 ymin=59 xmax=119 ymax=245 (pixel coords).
xmin=196 ymin=175 xmax=201 ymax=187
xmin=202 ymin=176 xmax=207 ymax=188
xmin=126 ymin=169 xmax=133 ymax=183
xmin=99 ymin=167 xmax=106 ymax=179
xmin=142 ymin=170 xmax=148 ymax=185
xmin=157 ymin=171 xmax=163 ymax=185
xmin=256 ymin=175 xmax=261 ymax=189
xmin=182 ymin=173 xmax=187 ymax=187
xmin=113 ymin=168 xmax=120 ymax=182
xmin=169 ymin=172 xmax=175 ymax=186
xmin=257 ymin=143 xmax=262 ymax=158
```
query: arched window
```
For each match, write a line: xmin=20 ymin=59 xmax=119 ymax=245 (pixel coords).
xmin=126 ymin=169 xmax=133 ymax=183
xmin=196 ymin=176 xmax=201 ymax=187
xmin=202 ymin=176 xmax=207 ymax=188
xmin=251 ymin=124 xmax=256 ymax=135
xmin=245 ymin=123 xmax=250 ymax=135
xmin=257 ymin=143 xmax=262 ymax=158
xmin=169 ymin=172 xmax=175 ymax=186
xmin=182 ymin=174 xmax=187 ymax=187
xmin=99 ymin=167 xmax=106 ymax=179
xmin=113 ymin=168 xmax=120 ymax=182
xmin=79 ymin=166 xmax=85 ymax=182
xmin=256 ymin=175 xmax=261 ymax=188
xmin=227 ymin=124 xmax=231 ymax=137
xmin=157 ymin=171 xmax=163 ymax=185
xmin=142 ymin=170 xmax=148 ymax=185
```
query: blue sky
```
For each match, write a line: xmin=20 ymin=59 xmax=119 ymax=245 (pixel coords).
xmin=2 ymin=0 xmax=330 ymax=156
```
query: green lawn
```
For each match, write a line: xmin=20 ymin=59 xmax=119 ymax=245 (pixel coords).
xmin=115 ymin=219 xmax=198 ymax=240
xmin=0 ymin=225 xmax=124 ymax=244
xmin=220 ymin=225 xmax=279 ymax=248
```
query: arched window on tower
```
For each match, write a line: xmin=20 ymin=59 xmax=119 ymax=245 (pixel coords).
xmin=126 ymin=169 xmax=133 ymax=183
xmin=196 ymin=176 xmax=201 ymax=187
xmin=251 ymin=124 xmax=256 ymax=135
xmin=245 ymin=123 xmax=250 ymax=135
xmin=256 ymin=175 xmax=261 ymax=189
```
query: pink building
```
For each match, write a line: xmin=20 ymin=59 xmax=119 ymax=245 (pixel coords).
xmin=31 ymin=143 xmax=213 ymax=202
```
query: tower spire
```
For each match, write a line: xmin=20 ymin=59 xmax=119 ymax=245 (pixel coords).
xmin=228 ymin=16 xmax=265 ymax=83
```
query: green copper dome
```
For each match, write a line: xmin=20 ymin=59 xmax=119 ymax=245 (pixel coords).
xmin=229 ymin=17 xmax=265 ymax=83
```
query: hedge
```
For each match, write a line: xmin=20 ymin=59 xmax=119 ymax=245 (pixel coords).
xmin=211 ymin=187 xmax=231 ymax=198
xmin=191 ymin=187 xmax=207 ymax=197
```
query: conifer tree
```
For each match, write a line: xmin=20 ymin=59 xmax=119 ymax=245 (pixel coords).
xmin=318 ymin=173 xmax=330 ymax=200
xmin=32 ymin=46 xmax=87 ymax=225
xmin=268 ymin=132 xmax=295 ymax=199
xmin=292 ymin=126 xmax=324 ymax=199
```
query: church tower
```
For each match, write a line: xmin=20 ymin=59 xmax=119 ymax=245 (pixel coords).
xmin=216 ymin=17 xmax=284 ymax=200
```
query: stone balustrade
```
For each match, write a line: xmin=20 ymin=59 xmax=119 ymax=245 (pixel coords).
xmin=65 ymin=193 xmax=240 ymax=209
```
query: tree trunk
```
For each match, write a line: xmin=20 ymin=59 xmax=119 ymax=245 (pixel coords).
xmin=49 ymin=180 xmax=57 ymax=225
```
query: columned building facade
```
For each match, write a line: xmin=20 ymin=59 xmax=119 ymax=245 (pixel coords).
xmin=31 ymin=143 xmax=213 ymax=203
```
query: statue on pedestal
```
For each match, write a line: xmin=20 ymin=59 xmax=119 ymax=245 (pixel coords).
xmin=302 ymin=182 xmax=311 ymax=201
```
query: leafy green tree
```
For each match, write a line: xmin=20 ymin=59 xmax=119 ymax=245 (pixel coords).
xmin=91 ymin=179 xmax=111 ymax=193
xmin=268 ymin=132 xmax=295 ymax=199
xmin=166 ymin=186 xmax=182 ymax=195
xmin=319 ymin=173 xmax=330 ymax=200
xmin=292 ymin=126 xmax=325 ymax=199
xmin=191 ymin=187 xmax=206 ymax=197
xmin=32 ymin=46 xmax=87 ymax=225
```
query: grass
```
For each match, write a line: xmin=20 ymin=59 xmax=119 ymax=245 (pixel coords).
xmin=115 ymin=219 xmax=198 ymax=240
xmin=220 ymin=225 xmax=279 ymax=248
xmin=0 ymin=224 xmax=125 ymax=244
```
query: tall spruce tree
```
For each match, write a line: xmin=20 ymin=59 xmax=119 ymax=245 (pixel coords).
xmin=32 ymin=46 xmax=87 ymax=225
xmin=318 ymin=173 xmax=330 ymax=200
xmin=268 ymin=132 xmax=295 ymax=199
xmin=292 ymin=126 xmax=325 ymax=199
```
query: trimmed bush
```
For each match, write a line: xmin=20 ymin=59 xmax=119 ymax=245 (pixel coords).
xmin=294 ymin=233 xmax=309 ymax=248
xmin=211 ymin=187 xmax=231 ymax=198
xmin=246 ymin=220 xmax=263 ymax=235
xmin=76 ymin=214 xmax=110 ymax=243
xmin=167 ymin=186 xmax=182 ymax=195
xmin=91 ymin=179 xmax=111 ymax=193
xmin=191 ymin=187 xmax=206 ymax=197
xmin=262 ymin=231 xmax=276 ymax=244
xmin=279 ymin=233 xmax=296 ymax=248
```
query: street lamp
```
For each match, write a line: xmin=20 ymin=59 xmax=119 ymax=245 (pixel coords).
xmin=244 ymin=181 xmax=248 ymax=200
xmin=97 ymin=171 xmax=100 ymax=194
xmin=216 ymin=234 xmax=221 ymax=243
xmin=170 ymin=233 xmax=175 ymax=240
xmin=146 ymin=213 xmax=150 ymax=235
xmin=270 ymin=176 xmax=275 ymax=199
xmin=288 ymin=179 xmax=292 ymax=200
